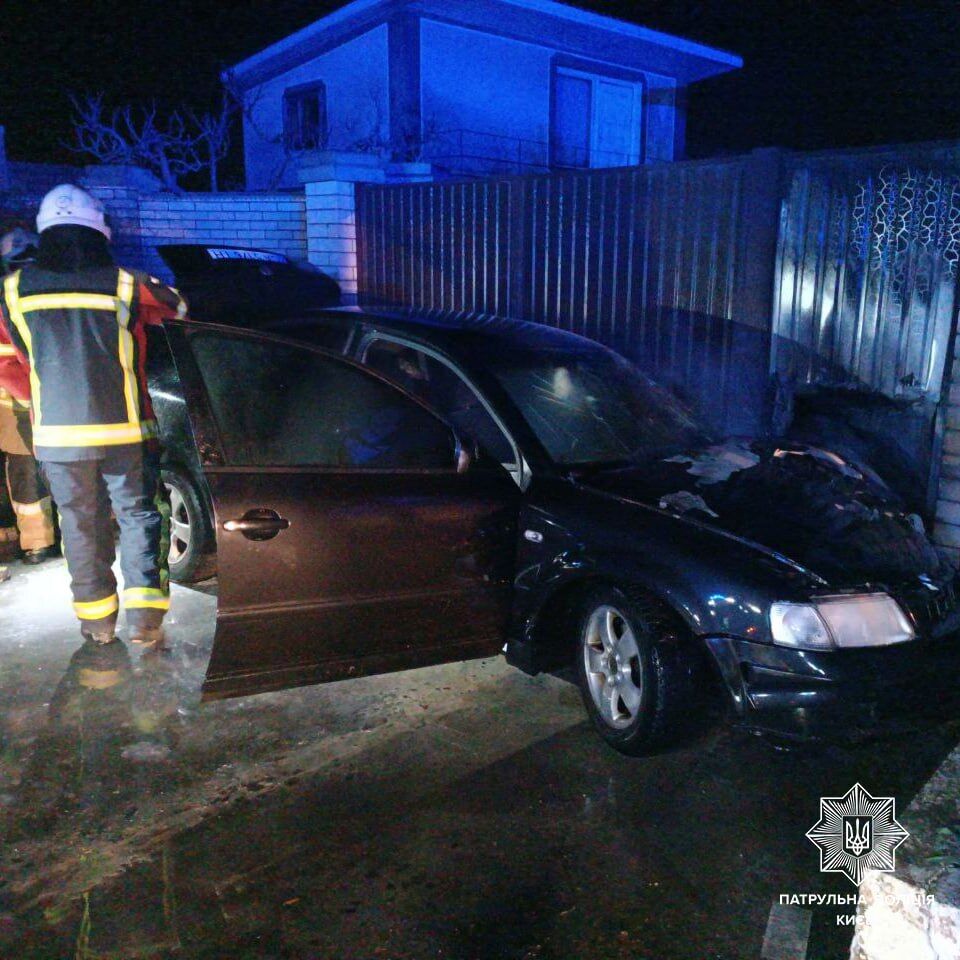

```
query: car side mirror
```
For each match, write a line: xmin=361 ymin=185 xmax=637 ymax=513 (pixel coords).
xmin=455 ymin=435 xmax=504 ymax=474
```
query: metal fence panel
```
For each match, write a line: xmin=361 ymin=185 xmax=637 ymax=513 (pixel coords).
xmin=356 ymin=142 xmax=960 ymax=491
xmin=773 ymin=151 xmax=960 ymax=402
xmin=357 ymin=156 xmax=773 ymax=436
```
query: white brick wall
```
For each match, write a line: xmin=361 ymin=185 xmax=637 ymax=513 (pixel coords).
xmin=935 ymin=350 xmax=960 ymax=565
xmin=304 ymin=180 xmax=359 ymax=301
xmin=134 ymin=193 xmax=308 ymax=281
xmin=1 ymin=181 xmax=312 ymax=285
xmin=86 ymin=185 xmax=145 ymax=268
xmin=10 ymin=174 xmax=364 ymax=309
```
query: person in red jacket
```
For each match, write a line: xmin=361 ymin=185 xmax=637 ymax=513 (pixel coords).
xmin=0 ymin=227 xmax=57 ymax=566
xmin=0 ymin=184 xmax=187 ymax=645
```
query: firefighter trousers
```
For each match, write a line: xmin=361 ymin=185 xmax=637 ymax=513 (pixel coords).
xmin=41 ymin=444 xmax=170 ymax=635
xmin=0 ymin=402 xmax=55 ymax=552
xmin=5 ymin=453 xmax=55 ymax=551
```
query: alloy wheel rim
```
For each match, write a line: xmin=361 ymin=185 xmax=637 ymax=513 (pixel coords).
xmin=165 ymin=483 xmax=191 ymax=565
xmin=583 ymin=604 xmax=643 ymax=730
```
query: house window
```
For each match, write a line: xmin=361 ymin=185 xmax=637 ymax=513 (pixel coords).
xmin=283 ymin=82 xmax=327 ymax=151
xmin=552 ymin=67 xmax=643 ymax=169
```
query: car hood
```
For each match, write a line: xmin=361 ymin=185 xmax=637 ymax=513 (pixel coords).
xmin=579 ymin=439 xmax=949 ymax=586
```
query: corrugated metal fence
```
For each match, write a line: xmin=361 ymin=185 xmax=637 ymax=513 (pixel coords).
xmin=357 ymin=150 xmax=782 ymax=435
xmin=773 ymin=145 xmax=960 ymax=400
xmin=356 ymin=143 xmax=960 ymax=514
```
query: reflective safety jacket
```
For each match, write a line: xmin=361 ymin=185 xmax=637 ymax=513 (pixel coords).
xmin=0 ymin=265 xmax=187 ymax=461
xmin=0 ymin=386 xmax=32 ymax=456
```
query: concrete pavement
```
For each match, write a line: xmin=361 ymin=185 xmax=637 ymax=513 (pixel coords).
xmin=1 ymin=557 xmax=959 ymax=959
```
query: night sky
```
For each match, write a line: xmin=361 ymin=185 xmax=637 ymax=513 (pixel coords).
xmin=2 ymin=0 xmax=959 ymax=171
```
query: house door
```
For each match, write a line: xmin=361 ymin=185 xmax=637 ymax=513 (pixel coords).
xmin=593 ymin=79 xmax=640 ymax=167
xmin=553 ymin=67 xmax=642 ymax=169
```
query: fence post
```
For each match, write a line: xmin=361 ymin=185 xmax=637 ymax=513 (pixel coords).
xmin=300 ymin=155 xmax=386 ymax=306
xmin=730 ymin=147 xmax=787 ymax=435
xmin=508 ymin=177 xmax=529 ymax=320
xmin=736 ymin=147 xmax=785 ymax=332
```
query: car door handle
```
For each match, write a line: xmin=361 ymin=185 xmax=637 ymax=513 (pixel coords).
xmin=223 ymin=509 xmax=290 ymax=541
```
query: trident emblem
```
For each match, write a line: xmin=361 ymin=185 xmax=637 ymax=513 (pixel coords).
xmin=807 ymin=784 xmax=908 ymax=884
xmin=842 ymin=816 xmax=873 ymax=857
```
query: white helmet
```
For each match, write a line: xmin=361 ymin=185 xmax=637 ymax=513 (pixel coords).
xmin=36 ymin=184 xmax=111 ymax=240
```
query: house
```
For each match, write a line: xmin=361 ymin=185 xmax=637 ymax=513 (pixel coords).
xmin=227 ymin=0 xmax=742 ymax=189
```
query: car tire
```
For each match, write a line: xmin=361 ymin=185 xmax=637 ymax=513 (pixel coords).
xmin=574 ymin=585 xmax=698 ymax=756
xmin=162 ymin=467 xmax=217 ymax=583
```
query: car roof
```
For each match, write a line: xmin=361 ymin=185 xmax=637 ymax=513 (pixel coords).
xmin=287 ymin=305 xmax=607 ymax=358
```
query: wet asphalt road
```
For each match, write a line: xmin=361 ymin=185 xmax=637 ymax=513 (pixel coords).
xmin=1 ymin=557 xmax=958 ymax=960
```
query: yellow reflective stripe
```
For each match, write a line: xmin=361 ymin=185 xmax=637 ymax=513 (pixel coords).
xmin=3 ymin=273 xmax=41 ymax=426
xmin=74 ymin=594 xmax=119 ymax=620
xmin=32 ymin=420 xmax=158 ymax=448
xmin=0 ymin=343 xmax=15 ymax=356
xmin=18 ymin=293 xmax=118 ymax=312
xmin=124 ymin=587 xmax=167 ymax=600
xmin=123 ymin=587 xmax=170 ymax=610
xmin=0 ymin=392 xmax=29 ymax=412
xmin=116 ymin=270 xmax=139 ymax=423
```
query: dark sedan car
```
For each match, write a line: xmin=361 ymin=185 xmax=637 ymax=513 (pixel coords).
xmin=157 ymin=244 xmax=341 ymax=327
xmin=147 ymin=311 xmax=960 ymax=754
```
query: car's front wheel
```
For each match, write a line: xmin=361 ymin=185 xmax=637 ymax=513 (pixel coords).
xmin=575 ymin=586 xmax=696 ymax=755
xmin=162 ymin=467 xmax=217 ymax=583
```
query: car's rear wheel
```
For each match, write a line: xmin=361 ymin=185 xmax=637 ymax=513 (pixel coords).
xmin=162 ymin=468 xmax=217 ymax=583
xmin=575 ymin=585 xmax=697 ymax=755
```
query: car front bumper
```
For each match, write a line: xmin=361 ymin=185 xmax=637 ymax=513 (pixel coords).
xmin=705 ymin=631 xmax=960 ymax=740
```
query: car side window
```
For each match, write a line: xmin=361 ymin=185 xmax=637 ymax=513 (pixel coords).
xmin=363 ymin=338 xmax=516 ymax=466
xmin=189 ymin=331 xmax=457 ymax=470
xmin=265 ymin=315 xmax=355 ymax=355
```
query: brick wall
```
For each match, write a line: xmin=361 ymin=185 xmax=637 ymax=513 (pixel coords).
xmin=1 ymin=169 xmax=309 ymax=284
xmin=305 ymin=181 xmax=357 ymax=300
xmin=7 ymin=161 xmax=85 ymax=196
xmin=2 ymin=161 xmax=356 ymax=301
xmin=935 ymin=348 xmax=960 ymax=564
xmin=85 ymin=185 xmax=145 ymax=269
xmin=136 ymin=193 xmax=308 ymax=280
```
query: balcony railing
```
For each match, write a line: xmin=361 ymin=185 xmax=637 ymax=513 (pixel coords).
xmin=422 ymin=128 xmax=638 ymax=178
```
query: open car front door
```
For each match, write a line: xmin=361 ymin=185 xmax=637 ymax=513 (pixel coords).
xmin=163 ymin=323 xmax=519 ymax=700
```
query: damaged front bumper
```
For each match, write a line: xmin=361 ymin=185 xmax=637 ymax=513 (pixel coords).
xmin=705 ymin=630 xmax=960 ymax=741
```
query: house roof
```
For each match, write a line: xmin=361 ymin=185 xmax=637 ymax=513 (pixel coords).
xmin=227 ymin=0 xmax=742 ymax=90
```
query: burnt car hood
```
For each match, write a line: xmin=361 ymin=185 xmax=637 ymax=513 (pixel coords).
xmin=579 ymin=440 xmax=949 ymax=587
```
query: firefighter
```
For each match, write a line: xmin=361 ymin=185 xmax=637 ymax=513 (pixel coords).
xmin=0 ymin=228 xmax=57 ymax=565
xmin=0 ymin=184 xmax=188 ymax=645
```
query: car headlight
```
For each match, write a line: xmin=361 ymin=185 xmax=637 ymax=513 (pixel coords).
xmin=770 ymin=594 xmax=915 ymax=650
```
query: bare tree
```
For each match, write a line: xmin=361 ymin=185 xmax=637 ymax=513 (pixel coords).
xmin=337 ymin=85 xmax=447 ymax=163
xmin=68 ymin=93 xmax=205 ymax=192
xmin=187 ymin=94 xmax=234 ymax=192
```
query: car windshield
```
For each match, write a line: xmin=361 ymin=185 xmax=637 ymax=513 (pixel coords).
xmin=488 ymin=344 xmax=711 ymax=467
